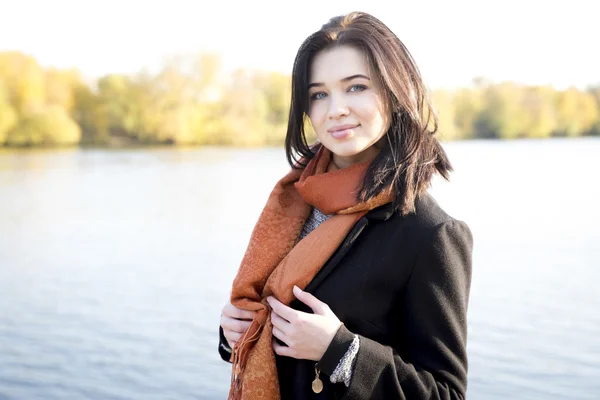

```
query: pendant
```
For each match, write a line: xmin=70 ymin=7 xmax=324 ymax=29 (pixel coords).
xmin=312 ymin=377 xmax=323 ymax=393
xmin=312 ymin=365 xmax=323 ymax=393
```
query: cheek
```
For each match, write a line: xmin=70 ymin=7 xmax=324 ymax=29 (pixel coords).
xmin=374 ymin=96 xmax=391 ymax=130
xmin=371 ymin=113 xmax=391 ymax=138
xmin=356 ymin=98 xmax=387 ymax=128
xmin=308 ymin=103 xmax=326 ymax=127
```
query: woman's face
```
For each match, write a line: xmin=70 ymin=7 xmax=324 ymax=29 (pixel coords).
xmin=307 ymin=45 xmax=390 ymax=169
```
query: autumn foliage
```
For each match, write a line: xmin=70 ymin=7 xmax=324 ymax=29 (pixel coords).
xmin=0 ymin=51 xmax=598 ymax=148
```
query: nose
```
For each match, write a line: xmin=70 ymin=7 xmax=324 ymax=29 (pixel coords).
xmin=327 ymin=94 xmax=350 ymax=120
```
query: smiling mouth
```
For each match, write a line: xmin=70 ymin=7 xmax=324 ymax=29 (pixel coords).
xmin=328 ymin=124 xmax=360 ymax=133
xmin=328 ymin=125 xmax=359 ymax=139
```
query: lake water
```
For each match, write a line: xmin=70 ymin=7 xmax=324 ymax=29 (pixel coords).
xmin=0 ymin=139 xmax=599 ymax=399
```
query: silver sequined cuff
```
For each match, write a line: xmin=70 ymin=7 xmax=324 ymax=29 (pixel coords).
xmin=329 ymin=334 xmax=359 ymax=387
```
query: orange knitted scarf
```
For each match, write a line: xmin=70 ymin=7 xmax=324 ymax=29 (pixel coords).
xmin=227 ymin=145 xmax=392 ymax=400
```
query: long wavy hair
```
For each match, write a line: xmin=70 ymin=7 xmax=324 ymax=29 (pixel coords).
xmin=285 ymin=11 xmax=452 ymax=215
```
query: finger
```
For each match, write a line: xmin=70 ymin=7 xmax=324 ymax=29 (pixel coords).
xmin=271 ymin=325 xmax=289 ymax=345
xmin=266 ymin=296 xmax=298 ymax=322
xmin=221 ymin=316 xmax=252 ymax=333
xmin=223 ymin=303 xmax=256 ymax=320
xmin=292 ymin=285 xmax=328 ymax=315
xmin=270 ymin=311 xmax=291 ymax=334
xmin=220 ymin=316 xmax=240 ymax=332
xmin=272 ymin=338 xmax=295 ymax=358
xmin=224 ymin=331 xmax=242 ymax=346
xmin=222 ymin=303 xmax=256 ymax=320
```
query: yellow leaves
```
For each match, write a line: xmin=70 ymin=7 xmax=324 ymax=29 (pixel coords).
xmin=0 ymin=52 xmax=46 ymax=114
xmin=1 ymin=49 xmax=599 ymax=147
xmin=44 ymin=67 xmax=82 ymax=112
xmin=430 ymin=82 xmax=600 ymax=140
xmin=0 ymin=52 xmax=85 ymax=146
xmin=5 ymin=105 xmax=81 ymax=146
xmin=520 ymin=86 xmax=557 ymax=139
xmin=430 ymin=90 xmax=457 ymax=141
xmin=0 ymin=94 xmax=17 ymax=145
xmin=555 ymin=88 xmax=598 ymax=136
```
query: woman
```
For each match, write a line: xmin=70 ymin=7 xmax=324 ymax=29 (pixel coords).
xmin=218 ymin=11 xmax=473 ymax=400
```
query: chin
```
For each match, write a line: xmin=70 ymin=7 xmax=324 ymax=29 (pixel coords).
xmin=321 ymin=143 xmax=362 ymax=157
xmin=326 ymin=139 xmax=370 ymax=157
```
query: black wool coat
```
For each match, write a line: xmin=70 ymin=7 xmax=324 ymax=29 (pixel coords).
xmin=219 ymin=192 xmax=473 ymax=400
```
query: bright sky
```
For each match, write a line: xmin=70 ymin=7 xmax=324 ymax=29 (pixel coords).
xmin=1 ymin=0 xmax=598 ymax=90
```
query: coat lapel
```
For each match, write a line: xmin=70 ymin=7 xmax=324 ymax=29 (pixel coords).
xmin=303 ymin=203 xmax=395 ymax=294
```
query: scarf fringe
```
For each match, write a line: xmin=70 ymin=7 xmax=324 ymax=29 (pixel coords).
xmin=228 ymin=317 xmax=265 ymax=400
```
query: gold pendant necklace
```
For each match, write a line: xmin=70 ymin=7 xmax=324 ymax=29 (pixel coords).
xmin=312 ymin=364 xmax=323 ymax=393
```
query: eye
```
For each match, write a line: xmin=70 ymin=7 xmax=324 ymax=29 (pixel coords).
xmin=349 ymin=84 xmax=367 ymax=92
xmin=310 ymin=92 xmax=327 ymax=101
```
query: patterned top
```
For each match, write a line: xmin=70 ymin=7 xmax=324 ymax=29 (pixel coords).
xmin=298 ymin=207 xmax=332 ymax=240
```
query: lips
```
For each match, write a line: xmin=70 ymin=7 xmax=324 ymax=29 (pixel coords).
xmin=327 ymin=124 xmax=360 ymax=133
xmin=327 ymin=124 xmax=359 ymax=140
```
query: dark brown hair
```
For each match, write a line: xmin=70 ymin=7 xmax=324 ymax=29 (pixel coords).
xmin=285 ymin=11 xmax=452 ymax=215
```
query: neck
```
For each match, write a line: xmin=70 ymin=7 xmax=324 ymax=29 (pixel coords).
xmin=332 ymin=147 xmax=381 ymax=169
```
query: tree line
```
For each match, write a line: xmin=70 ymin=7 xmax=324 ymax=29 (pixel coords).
xmin=0 ymin=51 xmax=598 ymax=148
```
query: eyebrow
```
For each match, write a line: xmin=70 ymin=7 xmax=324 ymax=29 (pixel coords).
xmin=308 ymin=74 xmax=370 ymax=89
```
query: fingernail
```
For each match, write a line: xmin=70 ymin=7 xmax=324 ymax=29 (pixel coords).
xmin=293 ymin=285 xmax=300 ymax=292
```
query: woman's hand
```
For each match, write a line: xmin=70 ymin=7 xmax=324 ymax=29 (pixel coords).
xmin=267 ymin=285 xmax=343 ymax=361
xmin=220 ymin=303 xmax=256 ymax=349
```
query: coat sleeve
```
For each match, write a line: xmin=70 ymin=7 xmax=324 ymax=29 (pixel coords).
xmin=317 ymin=219 xmax=473 ymax=399
xmin=218 ymin=325 xmax=234 ymax=363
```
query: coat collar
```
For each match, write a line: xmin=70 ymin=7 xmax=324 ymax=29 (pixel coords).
xmin=365 ymin=202 xmax=395 ymax=221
